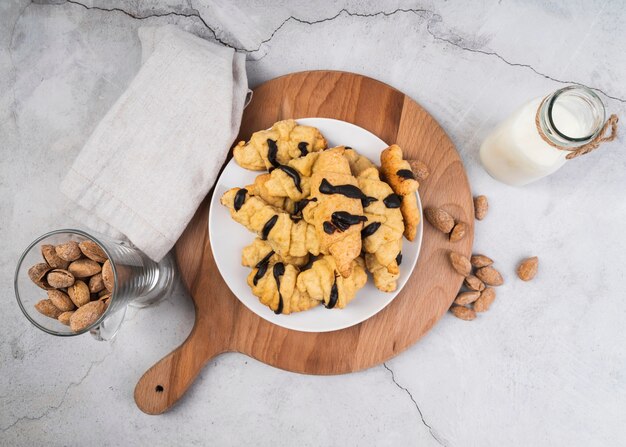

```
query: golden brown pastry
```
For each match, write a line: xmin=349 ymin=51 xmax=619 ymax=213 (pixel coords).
xmin=365 ymin=254 xmax=399 ymax=293
xmin=344 ymin=149 xmax=376 ymax=177
xmin=357 ymin=165 xmax=404 ymax=292
xmin=245 ymin=173 xmax=287 ymax=210
xmin=305 ymin=147 xmax=366 ymax=277
xmin=247 ymin=255 xmax=367 ymax=314
xmin=233 ymin=119 xmax=327 ymax=171
xmin=380 ymin=145 xmax=420 ymax=241
xmin=260 ymin=152 xmax=321 ymax=202
xmin=248 ymin=261 xmax=319 ymax=314
xmin=296 ymin=256 xmax=367 ymax=309
xmin=242 ymin=238 xmax=309 ymax=268
xmin=221 ymin=187 xmax=320 ymax=258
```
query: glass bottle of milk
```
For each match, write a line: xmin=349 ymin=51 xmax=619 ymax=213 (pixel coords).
xmin=480 ymin=86 xmax=609 ymax=186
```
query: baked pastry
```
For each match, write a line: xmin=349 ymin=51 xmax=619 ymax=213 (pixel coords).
xmin=365 ymin=254 xmax=400 ymax=293
xmin=357 ymin=165 xmax=404 ymax=291
xmin=248 ymin=261 xmax=319 ymax=314
xmin=221 ymin=187 xmax=320 ymax=258
xmin=233 ymin=119 xmax=327 ymax=171
xmin=242 ymin=238 xmax=309 ymax=268
xmin=344 ymin=148 xmax=376 ymax=177
xmin=223 ymin=125 xmax=422 ymax=314
xmin=247 ymin=254 xmax=367 ymax=314
xmin=297 ymin=256 xmax=367 ymax=309
xmin=260 ymin=152 xmax=321 ymax=202
xmin=306 ymin=147 xmax=366 ymax=277
xmin=245 ymin=173 xmax=287 ymax=210
xmin=380 ymin=145 xmax=420 ymax=241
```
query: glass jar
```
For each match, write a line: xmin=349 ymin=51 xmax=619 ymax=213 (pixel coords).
xmin=480 ymin=85 xmax=615 ymax=186
xmin=14 ymin=229 xmax=176 ymax=340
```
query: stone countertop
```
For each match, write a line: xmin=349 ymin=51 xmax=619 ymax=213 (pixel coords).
xmin=1 ymin=1 xmax=625 ymax=445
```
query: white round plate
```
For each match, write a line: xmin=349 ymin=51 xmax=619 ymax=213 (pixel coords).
xmin=209 ymin=118 xmax=423 ymax=333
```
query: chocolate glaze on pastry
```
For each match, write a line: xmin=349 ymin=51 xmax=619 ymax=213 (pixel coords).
xmin=319 ymin=178 xmax=363 ymax=199
xmin=324 ymin=212 xmax=367 ymax=234
xmin=361 ymin=222 xmax=382 ymax=238
xmin=234 ymin=188 xmax=248 ymax=211
xmin=277 ymin=165 xmax=302 ymax=192
xmin=396 ymin=169 xmax=415 ymax=180
xmin=255 ymin=250 xmax=275 ymax=269
xmin=298 ymin=142 xmax=309 ymax=156
xmin=395 ymin=252 xmax=402 ymax=266
xmin=323 ymin=221 xmax=336 ymax=235
xmin=261 ymin=215 xmax=278 ymax=240
xmin=383 ymin=193 xmax=402 ymax=209
xmin=361 ymin=196 xmax=378 ymax=208
xmin=293 ymin=197 xmax=317 ymax=216
xmin=325 ymin=277 xmax=339 ymax=309
xmin=319 ymin=178 xmax=376 ymax=208
xmin=273 ymin=262 xmax=285 ymax=314
xmin=253 ymin=251 xmax=274 ymax=286
xmin=267 ymin=139 xmax=279 ymax=167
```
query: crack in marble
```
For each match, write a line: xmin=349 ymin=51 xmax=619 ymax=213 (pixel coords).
xmin=0 ymin=348 xmax=115 ymax=432
xmin=44 ymin=0 xmax=240 ymax=50
xmin=383 ymin=363 xmax=445 ymax=446
xmin=254 ymin=8 xmax=625 ymax=104
xmin=40 ymin=2 xmax=624 ymax=103
xmin=424 ymin=21 xmax=626 ymax=104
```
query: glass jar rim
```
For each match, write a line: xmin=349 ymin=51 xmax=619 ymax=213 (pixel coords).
xmin=14 ymin=228 xmax=118 ymax=337
xmin=542 ymin=85 xmax=606 ymax=147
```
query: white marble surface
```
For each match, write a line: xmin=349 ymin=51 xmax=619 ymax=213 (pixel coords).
xmin=1 ymin=1 xmax=625 ymax=445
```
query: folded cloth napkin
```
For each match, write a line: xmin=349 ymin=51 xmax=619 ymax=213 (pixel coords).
xmin=61 ymin=25 xmax=248 ymax=262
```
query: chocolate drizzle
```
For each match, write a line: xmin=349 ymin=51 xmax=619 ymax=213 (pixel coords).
xmin=261 ymin=215 xmax=278 ymax=240
xmin=273 ymin=263 xmax=285 ymax=314
xmin=300 ymin=256 xmax=317 ymax=272
xmin=383 ymin=194 xmax=402 ymax=208
xmin=323 ymin=221 xmax=336 ymax=235
xmin=361 ymin=196 xmax=378 ymax=208
xmin=395 ymin=252 xmax=403 ymax=266
xmin=298 ymin=142 xmax=309 ymax=156
xmin=324 ymin=211 xmax=367 ymax=234
xmin=320 ymin=179 xmax=364 ymax=199
xmin=325 ymin=277 xmax=339 ymax=309
xmin=292 ymin=197 xmax=317 ymax=217
xmin=361 ymin=222 xmax=381 ymax=238
xmin=319 ymin=178 xmax=375 ymax=207
xmin=277 ymin=165 xmax=302 ymax=192
xmin=255 ymin=250 xmax=274 ymax=269
xmin=267 ymin=139 xmax=279 ymax=167
xmin=253 ymin=251 xmax=274 ymax=286
xmin=234 ymin=188 xmax=247 ymax=211
xmin=397 ymin=169 xmax=415 ymax=180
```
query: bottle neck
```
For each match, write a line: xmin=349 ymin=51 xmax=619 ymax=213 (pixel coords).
xmin=537 ymin=86 xmax=606 ymax=149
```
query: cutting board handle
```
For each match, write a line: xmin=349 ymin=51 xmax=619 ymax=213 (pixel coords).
xmin=134 ymin=327 xmax=225 ymax=414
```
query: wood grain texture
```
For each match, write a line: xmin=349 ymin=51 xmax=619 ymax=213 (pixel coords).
xmin=134 ymin=71 xmax=474 ymax=415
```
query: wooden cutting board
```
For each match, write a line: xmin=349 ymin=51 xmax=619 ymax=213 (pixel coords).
xmin=134 ymin=71 xmax=474 ymax=415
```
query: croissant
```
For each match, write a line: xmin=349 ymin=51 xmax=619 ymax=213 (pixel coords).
xmin=245 ymin=173 xmax=287 ymax=210
xmin=242 ymin=238 xmax=309 ymax=269
xmin=306 ymin=147 xmax=366 ymax=277
xmin=221 ymin=188 xmax=320 ymax=258
xmin=344 ymin=148 xmax=377 ymax=177
xmin=365 ymin=254 xmax=400 ymax=293
xmin=247 ymin=254 xmax=367 ymax=314
xmin=260 ymin=152 xmax=321 ymax=202
xmin=357 ymin=165 xmax=404 ymax=292
xmin=233 ymin=119 xmax=327 ymax=171
xmin=380 ymin=145 xmax=420 ymax=241
xmin=247 ymin=261 xmax=319 ymax=314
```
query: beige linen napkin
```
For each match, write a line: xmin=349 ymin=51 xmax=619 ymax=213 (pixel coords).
xmin=61 ymin=25 xmax=248 ymax=261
